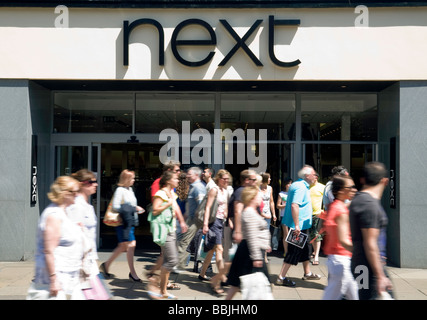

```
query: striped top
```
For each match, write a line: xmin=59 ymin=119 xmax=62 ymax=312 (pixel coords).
xmin=241 ymin=207 xmax=271 ymax=261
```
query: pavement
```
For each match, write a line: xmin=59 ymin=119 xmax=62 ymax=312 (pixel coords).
xmin=1 ymin=249 xmax=427 ymax=301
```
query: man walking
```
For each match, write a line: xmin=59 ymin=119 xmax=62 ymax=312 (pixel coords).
xmin=276 ymin=165 xmax=322 ymax=287
xmin=349 ymin=161 xmax=393 ymax=300
xmin=176 ymin=167 xmax=206 ymax=271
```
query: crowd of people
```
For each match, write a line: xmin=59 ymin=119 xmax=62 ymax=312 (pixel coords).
xmin=27 ymin=159 xmax=393 ymax=301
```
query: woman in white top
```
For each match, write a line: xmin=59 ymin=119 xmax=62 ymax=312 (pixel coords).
xmin=259 ymin=172 xmax=276 ymax=225
xmin=68 ymin=169 xmax=100 ymax=278
xmin=27 ymin=176 xmax=85 ymax=300
xmin=200 ymin=169 xmax=230 ymax=295
xmin=100 ymin=170 xmax=144 ymax=282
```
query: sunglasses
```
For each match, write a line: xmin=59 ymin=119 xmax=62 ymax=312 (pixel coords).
xmin=343 ymin=185 xmax=357 ymax=189
xmin=83 ymin=180 xmax=97 ymax=185
xmin=67 ymin=189 xmax=79 ymax=195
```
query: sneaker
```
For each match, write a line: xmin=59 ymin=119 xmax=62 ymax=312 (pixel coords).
xmin=302 ymin=273 xmax=321 ymax=280
xmin=276 ymin=277 xmax=296 ymax=287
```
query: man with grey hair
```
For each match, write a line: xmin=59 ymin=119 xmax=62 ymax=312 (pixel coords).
xmin=175 ymin=167 xmax=207 ymax=271
xmin=276 ymin=165 xmax=322 ymax=287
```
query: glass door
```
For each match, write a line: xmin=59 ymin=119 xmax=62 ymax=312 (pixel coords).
xmin=54 ymin=144 xmax=101 ymax=246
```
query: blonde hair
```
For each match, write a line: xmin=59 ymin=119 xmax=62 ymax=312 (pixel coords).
xmin=241 ymin=186 xmax=259 ymax=207
xmin=214 ymin=169 xmax=231 ymax=185
xmin=47 ymin=176 xmax=79 ymax=205
xmin=117 ymin=169 xmax=135 ymax=187
xmin=255 ymin=174 xmax=262 ymax=187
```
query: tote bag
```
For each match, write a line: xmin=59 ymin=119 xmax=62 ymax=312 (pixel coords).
xmin=147 ymin=205 xmax=173 ymax=246
xmin=239 ymin=272 xmax=274 ymax=300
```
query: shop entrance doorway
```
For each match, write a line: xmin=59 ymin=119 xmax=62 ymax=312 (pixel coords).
xmin=99 ymin=143 xmax=164 ymax=250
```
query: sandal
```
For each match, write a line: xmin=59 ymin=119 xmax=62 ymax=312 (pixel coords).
xmin=302 ymin=273 xmax=321 ymax=280
xmin=198 ymin=275 xmax=211 ymax=282
xmin=161 ymin=293 xmax=178 ymax=300
xmin=167 ymin=282 xmax=181 ymax=290
xmin=311 ymin=260 xmax=320 ymax=265
xmin=148 ymin=290 xmax=163 ymax=300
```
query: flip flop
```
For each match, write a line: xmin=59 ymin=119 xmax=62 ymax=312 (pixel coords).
xmin=311 ymin=260 xmax=320 ymax=265
xmin=162 ymin=293 xmax=177 ymax=300
xmin=148 ymin=291 xmax=163 ymax=300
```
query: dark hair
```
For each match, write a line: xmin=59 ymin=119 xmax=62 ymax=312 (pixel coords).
xmin=261 ymin=172 xmax=270 ymax=184
xmin=363 ymin=162 xmax=387 ymax=186
xmin=204 ymin=167 xmax=215 ymax=176
xmin=331 ymin=175 xmax=352 ymax=198
xmin=159 ymin=171 xmax=175 ymax=188
xmin=331 ymin=165 xmax=348 ymax=177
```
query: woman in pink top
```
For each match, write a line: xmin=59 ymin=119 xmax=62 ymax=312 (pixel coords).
xmin=322 ymin=175 xmax=359 ymax=300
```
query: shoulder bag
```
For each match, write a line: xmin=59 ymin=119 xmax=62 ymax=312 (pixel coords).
xmin=195 ymin=192 xmax=218 ymax=225
xmin=103 ymin=191 xmax=123 ymax=227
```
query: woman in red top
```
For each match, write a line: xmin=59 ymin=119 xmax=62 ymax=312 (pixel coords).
xmin=322 ymin=175 xmax=359 ymax=300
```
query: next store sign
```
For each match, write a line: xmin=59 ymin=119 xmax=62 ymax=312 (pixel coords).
xmin=123 ymin=15 xmax=300 ymax=68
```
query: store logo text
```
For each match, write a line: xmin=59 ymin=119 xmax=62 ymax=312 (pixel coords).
xmin=123 ymin=16 xmax=301 ymax=68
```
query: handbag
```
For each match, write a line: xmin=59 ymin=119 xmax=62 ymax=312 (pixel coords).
xmin=147 ymin=204 xmax=174 ymax=246
xmin=195 ymin=193 xmax=219 ymax=225
xmin=103 ymin=191 xmax=124 ymax=227
xmin=239 ymin=272 xmax=274 ymax=300
xmin=82 ymin=274 xmax=113 ymax=300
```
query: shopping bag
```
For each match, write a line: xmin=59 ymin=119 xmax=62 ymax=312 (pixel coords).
xmin=82 ymin=274 xmax=113 ymax=300
xmin=239 ymin=272 xmax=274 ymax=300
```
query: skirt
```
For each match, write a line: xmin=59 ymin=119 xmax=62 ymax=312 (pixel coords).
xmin=227 ymin=240 xmax=270 ymax=288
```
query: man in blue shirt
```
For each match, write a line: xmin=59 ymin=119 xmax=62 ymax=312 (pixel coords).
xmin=276 ymin=165 xmax=322 ymax=287
xmin=176 ymin=167 xmax=207 ymax=271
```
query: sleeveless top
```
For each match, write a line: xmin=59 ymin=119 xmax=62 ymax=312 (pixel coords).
xmin=260 ymin=185 xmax=272 ymax=219
xmin=215 ymin=186 xmax=228 ymax=220
xmin=34 ymin=204 xmax=84 ymax=285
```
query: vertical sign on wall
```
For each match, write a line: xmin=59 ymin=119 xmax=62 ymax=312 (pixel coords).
xmin=31 ymin=135 xmax=38 ymax=207
xmin=389 ymin=137 xmax=396 ymax=209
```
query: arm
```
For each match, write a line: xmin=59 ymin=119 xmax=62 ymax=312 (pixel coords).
xmin=270 ymin=188 xmax=276 ymax=221
xmin=111 ymin=188 xmax=123 ymax=211
xmin=361 ymin=228 xmax=392 ymax=294
xmin=152 ymin=196 xmax=172 ymax=216
xmin=276 ymin=194 xmax=286 ymax=210
xmin=291 ymin=202 xmax=301 ymax=235
xmin=203 ymin=188 xmax=217 ymax=234
xmin=336 ymin=213 xmax=353 ymax=252
xmin=43 ymin=215 xmax=61 ymax=296
xmin=232 ymin=201 xmax=244 ymax=243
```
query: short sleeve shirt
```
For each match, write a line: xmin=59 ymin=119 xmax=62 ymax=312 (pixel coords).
xmin=350 ymin=191 xmax=388 ymax=265
xmin=186 ymin=180 xmax=207 ymax=219
xmin=282 ymin=179 xmax=312 ymax=230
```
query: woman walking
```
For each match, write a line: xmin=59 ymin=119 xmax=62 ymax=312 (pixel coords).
xmin=27 ymin=176 xmax=85 ymax=300
xmin=148 ymin=171 xmax=187 ymax=299
xmin=100 ymin=169 xmax=144 ymax=282
xmin=225 ymin=186 xmax=271 ymax=300
xmin=68 ymin=169 xmax=100 ymax=278
xmin=199 ymin=169 xmax=231 ymax=295
xmin=322 ymin=175 xmax=358 ymax=300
